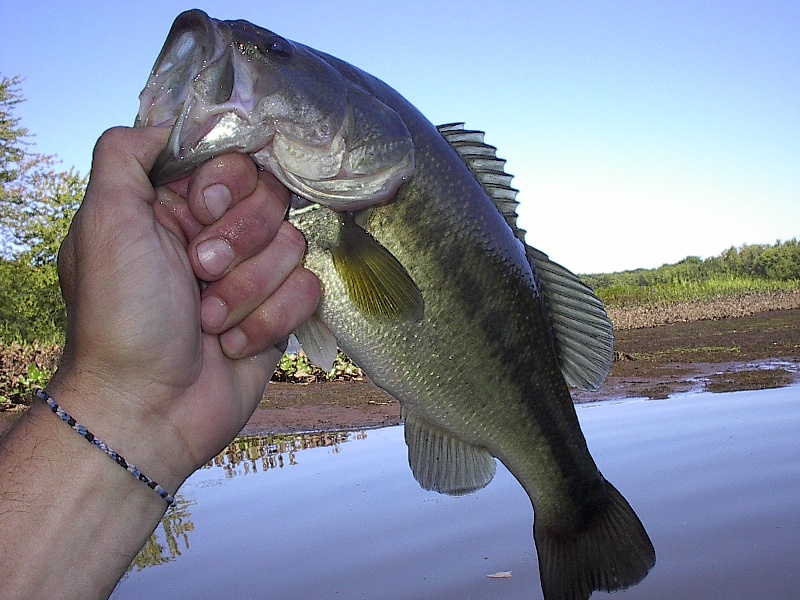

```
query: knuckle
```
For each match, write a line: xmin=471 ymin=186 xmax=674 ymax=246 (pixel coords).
xmin=91 ymin=127 xmax=126 ymax=166
xmin=258 ymin=171 xmax=292 ymax=207
xmin=239 ymin=268 xmax=320 ymax=349
xmin=94 ymin=126 xmax=127 ymax=150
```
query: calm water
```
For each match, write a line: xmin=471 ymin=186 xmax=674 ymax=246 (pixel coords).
xmin=113 ymin=386 xmax=800 ymax=599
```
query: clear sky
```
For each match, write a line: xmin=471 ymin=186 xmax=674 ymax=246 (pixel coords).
xmin=3 ymin=0 xmax=798 ymax=274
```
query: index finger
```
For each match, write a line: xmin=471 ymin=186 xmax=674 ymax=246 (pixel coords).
xmin=186 ymin=154 xmax=290 ymax=225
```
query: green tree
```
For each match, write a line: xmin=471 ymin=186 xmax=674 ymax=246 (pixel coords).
xmin=0 ymin=75 xmax=29 ymax=192
xmin=0 ymin=73 xmax=85 ymax=343
xmin=4 ymin=166 xmax=86 ymax=266
xmin=1 ymin=73 xmax=86 ymax=263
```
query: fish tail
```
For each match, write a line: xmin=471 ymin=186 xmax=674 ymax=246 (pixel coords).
xmin=533 ymin=478 xmax=655 ymax=600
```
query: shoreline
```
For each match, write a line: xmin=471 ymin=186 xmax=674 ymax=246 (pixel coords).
xmin=241 ymin=307 xmax=800 ymax=436
xmin=3 ymin=308 xmax=799 ymax=438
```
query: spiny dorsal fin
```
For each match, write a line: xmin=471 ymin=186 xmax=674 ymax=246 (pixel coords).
xmin=438 ymin=122 xmax=613 ymax=390
xmin=527 ymin=246 xmax=614 ymax=391
xmin=403 ymin=408 xmax=496 ymax=496
xmin=437 ymin=122 xmax=525 ymax=245
xmin=331 ymin=213 xmax=424 ymax=321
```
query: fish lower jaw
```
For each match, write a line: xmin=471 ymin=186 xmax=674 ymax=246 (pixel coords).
xmin=185 ymin=108 xmax=259 ymax=154
xmin=254 ymin=149 xmax=404 ymax=212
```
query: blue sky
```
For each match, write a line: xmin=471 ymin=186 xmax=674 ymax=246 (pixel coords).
xmin=3 ymin=1 xmax=798 ymax=274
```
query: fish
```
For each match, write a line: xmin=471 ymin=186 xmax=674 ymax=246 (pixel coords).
xmin=137 ymin=10 xmax=656 ymax=600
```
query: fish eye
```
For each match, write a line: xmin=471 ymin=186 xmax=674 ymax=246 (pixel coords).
xmin=263 ymin=35 xmax=293 ymax=59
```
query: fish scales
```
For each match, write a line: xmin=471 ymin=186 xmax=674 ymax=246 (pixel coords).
xmin=292 ymin=126 xmax=603 ymax=519
xmin=137 ymin=10 xmax=655 ymax=599
xmin=286 ymin=71 xmax=604 ymax=507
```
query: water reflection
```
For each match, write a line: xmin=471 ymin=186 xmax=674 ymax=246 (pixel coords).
xmin=206 ymin=430 xmax=362 ymax=477
xmin=115 ymin=388 xmax=800 ymax=600
xmin=129 ymin=430 xmax=369 ymax=573
xmin=127 ymin=497 xmax=196 ymax=572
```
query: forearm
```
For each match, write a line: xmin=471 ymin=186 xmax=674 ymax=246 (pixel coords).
xmin=0 ymin=128 xmax=319 ymax=599
xmin=0 ymin=395 xmax=173 ymax=599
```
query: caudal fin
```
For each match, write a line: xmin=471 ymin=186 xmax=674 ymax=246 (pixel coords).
xmin=533 ymin=479 xmax=655 ymax=600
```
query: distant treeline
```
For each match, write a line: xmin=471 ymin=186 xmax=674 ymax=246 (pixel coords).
xmin=583 ymin=239 xmax=800 ymax=308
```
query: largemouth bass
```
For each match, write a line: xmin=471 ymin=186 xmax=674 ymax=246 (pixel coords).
xmin=137 ymin=10 xmax=655 ymax=599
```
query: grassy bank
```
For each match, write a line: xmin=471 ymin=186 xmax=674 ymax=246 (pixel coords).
xmin=4 ymin=237 xmax=800 ymax=408
xmin=595 ymin=275 xmax=800 ymax=309
xmin=582 ymin=240 xmax=800 ymax=329
xmin=605 ymin=287 xmax=800 ymax=330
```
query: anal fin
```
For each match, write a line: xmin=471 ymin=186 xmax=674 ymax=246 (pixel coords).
xmin=403 ymin=409 xmax=496 ymax=496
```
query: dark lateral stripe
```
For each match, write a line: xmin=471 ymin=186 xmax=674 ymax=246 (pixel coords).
xmin=391 ymin=170 xmax=594 ymax=500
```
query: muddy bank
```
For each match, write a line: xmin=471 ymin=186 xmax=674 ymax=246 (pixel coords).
xmin=242 ymin=380 xmax=399 ymax=436
xmin=3 ymin=309 xmax=797 ymax=438
xmin=245 ymin=308 xmax=800 ymax=435
xmin=574 ymin=308 xmax=799 ymax=402
xmin=607 ymin=289 xmax=800 ymax=330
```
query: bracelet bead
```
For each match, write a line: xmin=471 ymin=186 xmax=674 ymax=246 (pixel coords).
xmin=36 ymin=389 xmax=176 ymax=507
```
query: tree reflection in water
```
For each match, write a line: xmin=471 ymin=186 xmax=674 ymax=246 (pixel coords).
xmin=126 ymin=496 xmax=195 ymax=574
xmin=127 ymin=429 xmax=365 ymax=572
xmin=207 ymin=431 xmax=358 ymax=477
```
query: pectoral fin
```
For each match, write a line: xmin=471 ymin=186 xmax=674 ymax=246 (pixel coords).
xmin=403 ymin=409 xmax=496 ymax=496
xmin=331 ymin=215 xmax=424 ymax=321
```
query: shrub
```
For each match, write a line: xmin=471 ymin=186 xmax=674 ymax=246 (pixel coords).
xmin=271 ymin=351 xmax=363 ymax=383
xmin=0 ymin=341 xmax=60 ymax=407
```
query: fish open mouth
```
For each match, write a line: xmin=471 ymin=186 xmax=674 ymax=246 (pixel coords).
xmin=136 ymin=10 xmax=228 ymax=130
xmin=137 ymin=10 xmax=415 ymax=210
xmin=136 ymin=10 xmax=274 ymax=185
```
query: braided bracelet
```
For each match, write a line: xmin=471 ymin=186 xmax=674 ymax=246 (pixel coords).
xmin=36 ymin=389 xmax=176 ymax=507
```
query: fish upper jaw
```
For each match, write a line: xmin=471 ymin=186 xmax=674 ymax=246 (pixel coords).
xmin=137 ymin=10 xmax=276 ymax=185
xmin=136 ymin=11 xmax=234 ymax=130
xmin=137 ymin=9 xmax=415 ymax=209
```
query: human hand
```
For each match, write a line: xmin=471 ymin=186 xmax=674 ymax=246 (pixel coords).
xmin=48 ymin=126 xmax=320 ymax=493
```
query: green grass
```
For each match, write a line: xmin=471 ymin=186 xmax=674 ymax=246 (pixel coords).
xmin=595 ymin=276 xmax=800 ymax=309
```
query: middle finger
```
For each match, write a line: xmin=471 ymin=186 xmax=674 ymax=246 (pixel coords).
xmin=199 ymin=220 xmax=308 ymax=333
xmin=189 ymin=176 xmax=290 ymax=281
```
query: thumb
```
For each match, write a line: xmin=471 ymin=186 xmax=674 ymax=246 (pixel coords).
xmin=73 ymin=125 xmax=178 ymax=252
xmin=84 ymin=126 xmax=172 ymax=208
xmin=58 ymin=126 xmax=174 ymax=306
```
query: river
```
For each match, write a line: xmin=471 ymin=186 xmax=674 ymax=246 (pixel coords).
xmin=113 ymin=385 xmax=800 ymax=599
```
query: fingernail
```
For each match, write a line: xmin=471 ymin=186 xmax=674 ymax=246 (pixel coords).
xmin=196 ymin=238 xmax=234 ymax=276
xmin=201 ymin=295 xmax=228 ymax=330
xmin=203 ymin=184 xmax=232 ymax=220
xmin=221 ymin=327 xmax=247 ymax=356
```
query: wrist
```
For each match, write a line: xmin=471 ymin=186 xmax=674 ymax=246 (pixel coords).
xmin=0 ymin=399 xmax=171 ymax=599
xmin=36 ymin=389 xmax=176 ymax=506
xmin=42 ymin=370 xmax=192 ymax=497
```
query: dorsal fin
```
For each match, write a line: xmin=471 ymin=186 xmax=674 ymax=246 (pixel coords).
xmin=437 ymin=123 xmax=525 ymax=245
xmin=438 ymin=122 xmax=613 ymax=390
xmin=527 ymin=247 xmax=614 ymax=390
